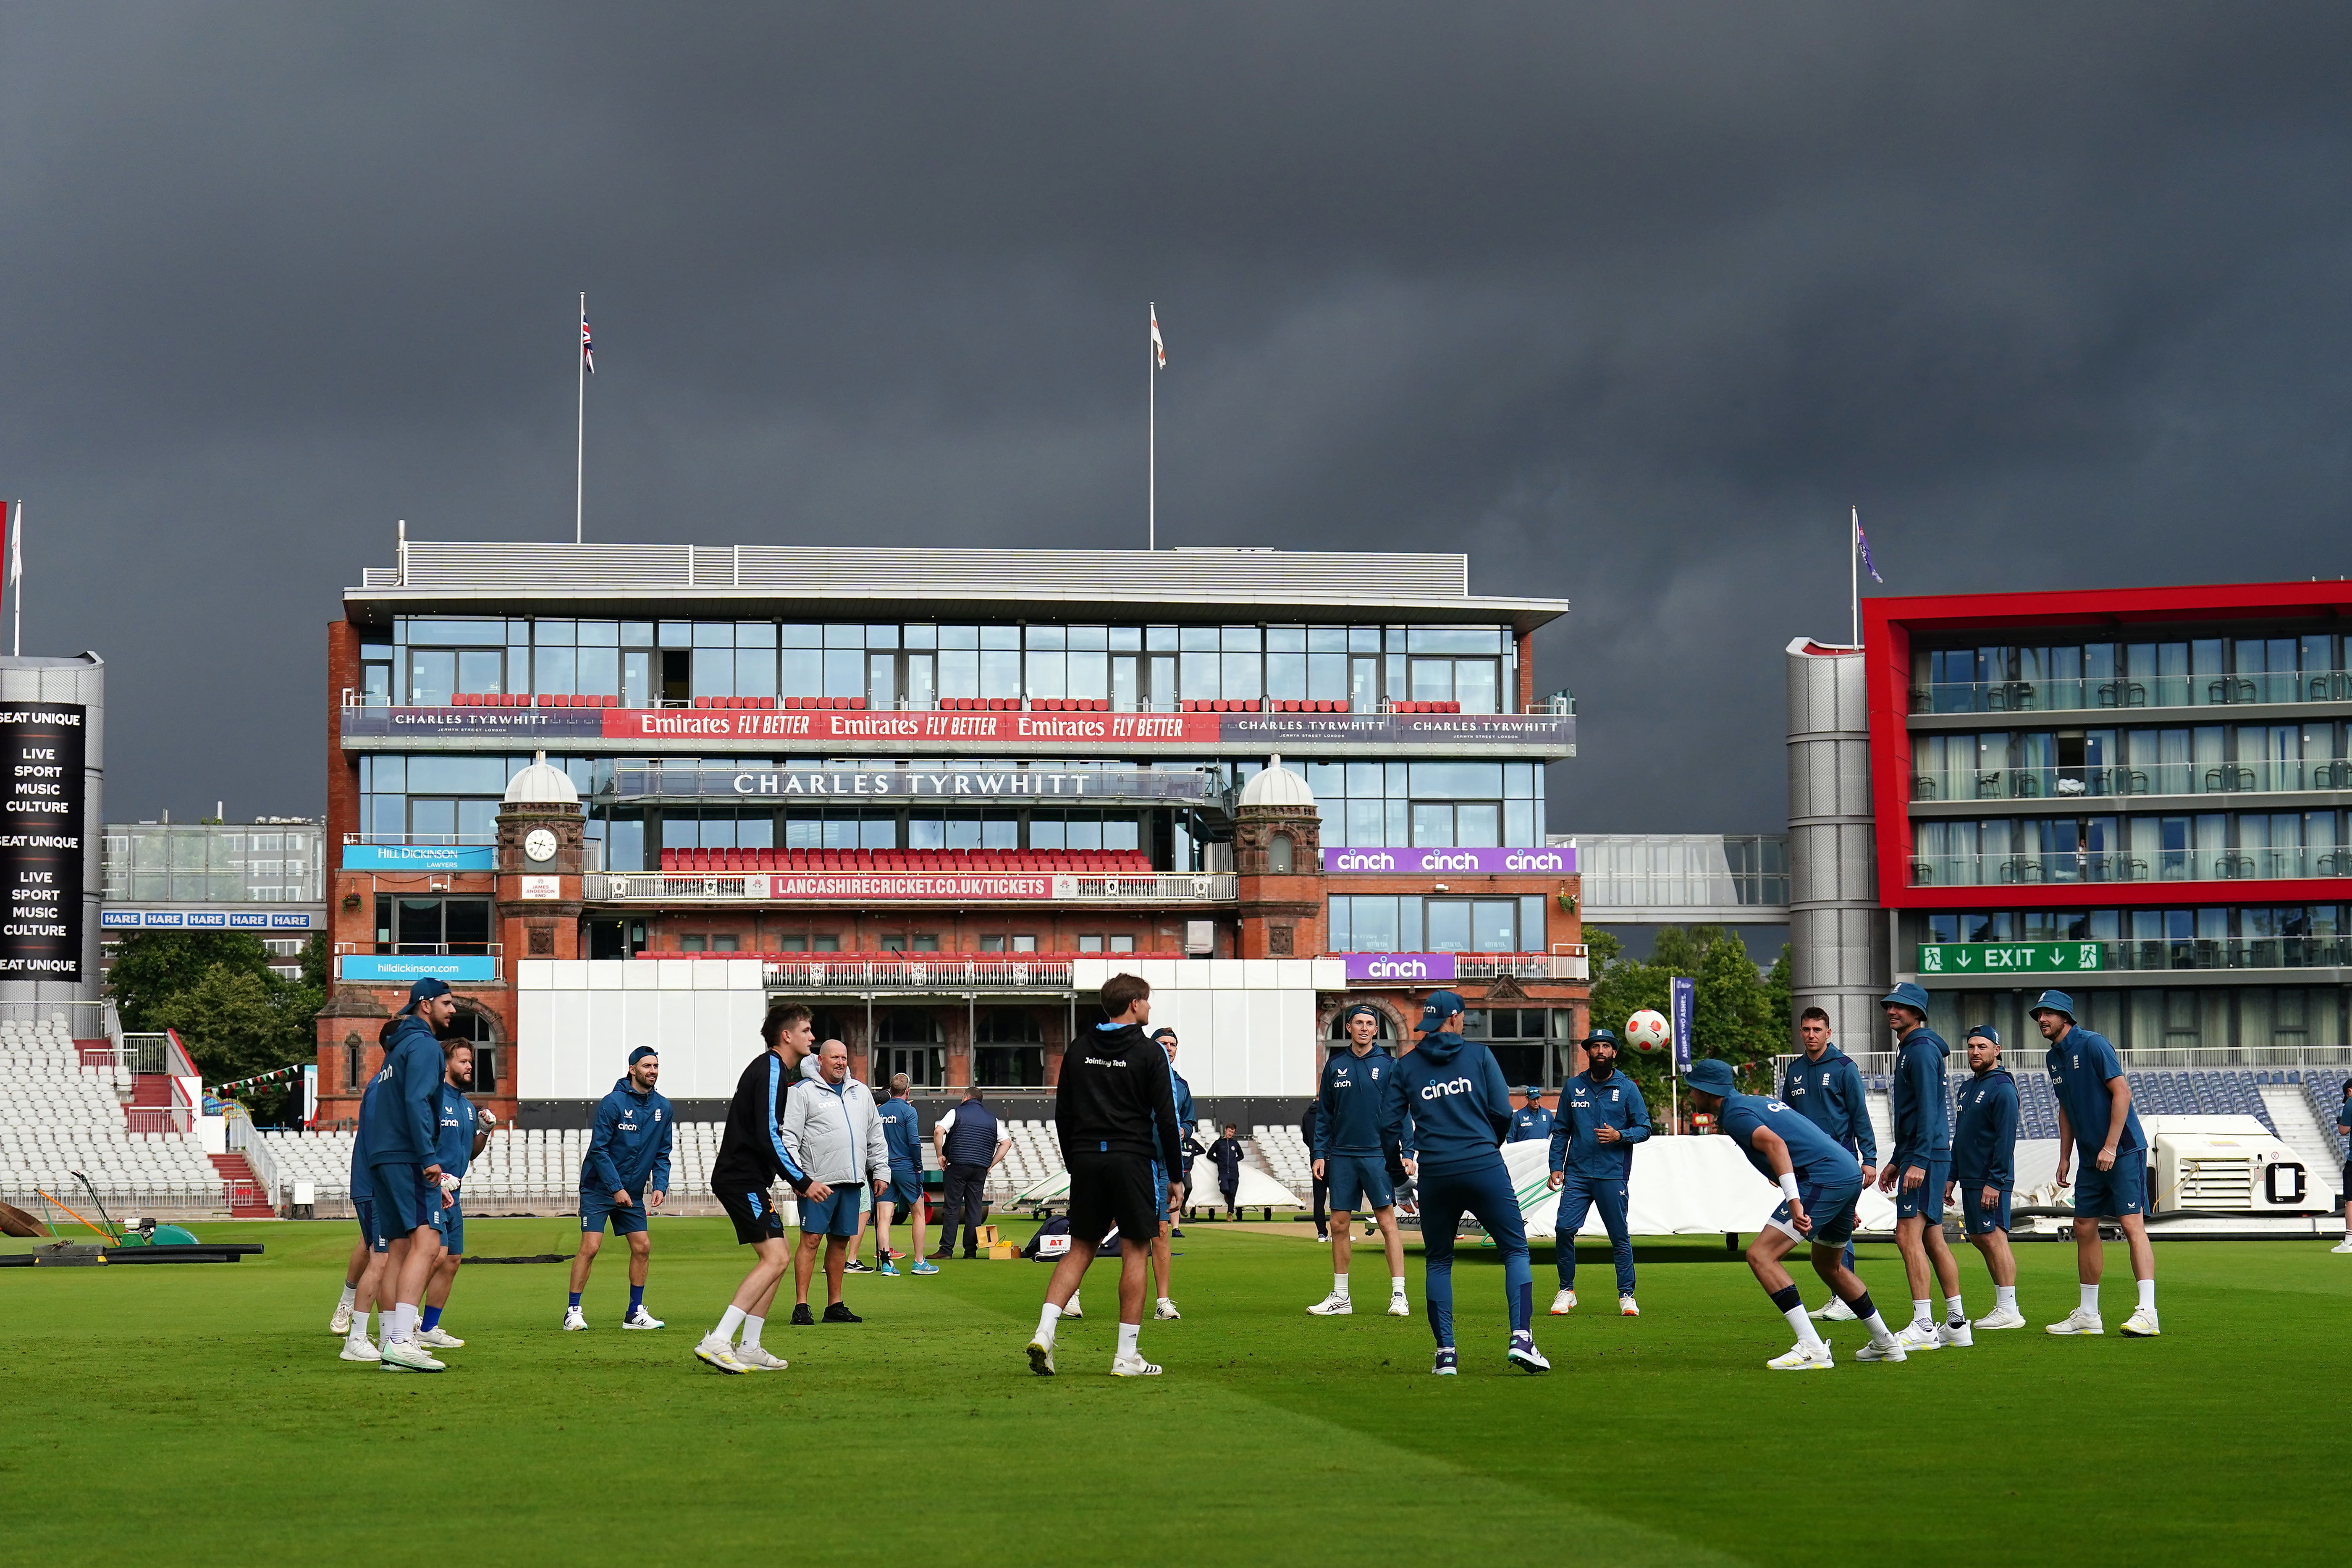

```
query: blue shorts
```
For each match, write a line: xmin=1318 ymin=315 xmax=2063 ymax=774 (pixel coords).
xmin=581 ymin=1189 xmax=650 ymax=1235
xmin=1325 ymin=1152 xmax=1395 ymax=1214
xmin=354 ymin=1197 xmax=389 ymax=1254
xmin=798 ymin=1187 xmax=862 ymax=1237
xmin=1769 ymin=1174 xmax=1863 ymax=1249
xmin=367 ymin=1161 xmax=436 ymax=1238
xmin=1894 ymin=1158 xmax=1950 ymax=1222
xmin=440 ymin=1196 xmax=466 ymax=1255
xmin=880 ymin=1170 xmax=923 ymax=1210
xmin=1956 ymin=1182 xmax=2012 ymax=1235
xmin=2073 ymin=1153 xmax=2147 ymax=1217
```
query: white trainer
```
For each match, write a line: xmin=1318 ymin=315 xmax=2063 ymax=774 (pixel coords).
xmin=734 ymin=1343 xmax=789 ymax=1371
xmin=1549 ymin=1289 xmax=1576 ymax=1315
xmin=1387 ymin=1291 xmax=1410 ymax=1317
xmin=1026 ymin=1339 xmax=1057 ymax=1376
xmin=1853 ymin=1336 xmax=1908 ymax=1363
xmin=693 ymin=1335 xmax=748 ymax=1374
xmin=1063 ymin=1293 xmax=1083 ymax=1319
xmin=1619 ymin=1295 xmax=1640 ymax=1317
xmin=1895 ymin=1320 xmax=1942 ymax=1351
xmin=1110 ymin=1352 xmax=1162 ymax=1377
xmin=622 ymin=1306 xmax=665 ymax=1330
xmin=2330 ymin=1238 xmax=2352 ymax=1253
xmin=339 ymin=1337 xmax=381 ymax=1363
xmin=1974 ymin=1305 xmax=2027 ymax=1330
xmin=2120 ymin=1305 xmax=2161 ymax=1338
xmin=1154 ymin=1298 xmax=1182 ymax=1321
xmin=379 ymin=1339 xmax=445 ymax=1373
xmin=562 ymin=1306 xmax=588 ymax=1332
xmin=1767 ymin=1340 xmax=1834 ymax=1371
xmin=1936 ymin=1318 xmax=1973 ymax=1348
xmin=330 ymin=1303 xmax=354 ymax=1336
xmin=1811 ymin=1298 xmax=1858 ymax=1322
xmin=1307 ymin=1292 xmax=1353 ymax=1316
xmin=2046 ymin=1307 xmax=2104 ymax=1335
xmin=417 ymin=1326 xmax=466 ymax=1349
xmin=1506 ymin=1334 xmax=1550 ymax=1373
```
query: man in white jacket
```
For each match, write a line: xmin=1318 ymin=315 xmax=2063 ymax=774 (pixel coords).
xmin=781 ymin=1040 xmax=891 ymax=1324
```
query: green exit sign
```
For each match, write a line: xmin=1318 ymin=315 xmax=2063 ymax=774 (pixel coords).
xmin=1917 ymin=942 xmax=2104 ymax=977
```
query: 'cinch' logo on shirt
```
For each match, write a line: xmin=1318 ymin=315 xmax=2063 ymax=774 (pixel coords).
xmin=1420 ymin=1077 xmax=1475 ymax=1100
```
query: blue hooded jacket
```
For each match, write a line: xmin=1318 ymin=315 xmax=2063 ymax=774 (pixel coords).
xmin=1780 ymin=1043 xmax=1877 ymax=1165
xmin=876 ymin=1094 xmax=923 ymax=1174
xmin=581 ymin=1075 xmax=674 ymax=1196
xmin=1951 ymin=1067 xmax=2019 ymax=1189
xmin=1548 ymin=1068 xmax=1652 ymax=1178
xmin=360 ymin=1013 xmax=444 ymax=1167
xmin=349 ymin=1074 xmax=383 ymax=1203
xmin=1316 ymin=1046 xmax=1408 ymax=1158
xmin=1379 ymin=1033 xmax=1510 ymax=1172
xmin=1890 ymin=1025 xmax=1953 ymax=1167
xmin=1509 ymin=1104 xmax=1555 ymax=1143
xmin=1718 ymin=1091 xmax=1864 ymax=1188
xmin=435 ymin=1082 xmax=480 ymax=1181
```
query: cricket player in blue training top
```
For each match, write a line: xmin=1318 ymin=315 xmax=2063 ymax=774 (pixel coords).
xmin=1682 ymin=1058 xmax=1909 ymax=1371
xmin=1309 ymin=1004 xmax=1414 ymax=1319
xmin=2035 ymin=990 xmax=2158 ymax=1337
xmin=871 ymin=1072 xmax=928 ymax=1274
xmin=1509 ymin=1087 xmax=1554 ymax=1144
xmin=1780 ymin=1005 xmax=1877 ymax=1321
xmin=1948 ymin=1025 xmax=2024 ymax=1331
xmin=1877 ymin=983 xmax=1963 ymax=1351
xmin=567 ymin=1046 xmax=675 ymax=1332
xmin=418 ymin=1040 xmax=494 ymax=1350
xmin=332 ymin=1071 xmax=391 ymax=1363
xmin=1546 ymin=1027 xmax=1649 ymax=1317
xmin=360 ymin=976 xmax=461 ymax=1373
xmin=1378 ymin=990 xmax=1547 ymax=1375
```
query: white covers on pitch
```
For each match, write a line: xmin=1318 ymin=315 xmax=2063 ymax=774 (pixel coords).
xmin=1503 ymin=1137 xmax=1901 ymax=1239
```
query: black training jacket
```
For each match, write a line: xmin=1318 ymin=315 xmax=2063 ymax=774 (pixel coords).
xmin=1056 ymin=1020 xmax=1183 ymax=1175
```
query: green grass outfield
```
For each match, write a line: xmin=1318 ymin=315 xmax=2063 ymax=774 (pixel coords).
xmin=4 ymin=1217 xmax=2347 ymax=1568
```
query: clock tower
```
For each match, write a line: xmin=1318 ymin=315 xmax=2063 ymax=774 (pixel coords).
xmin=496 ymin=750 xmax=585 ymax=967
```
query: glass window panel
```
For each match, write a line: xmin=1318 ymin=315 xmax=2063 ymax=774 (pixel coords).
xmin=1411 ymin=803 xmax=1455 ymax=846
xmin=617 ymin=621 xmax=654 ymax=648
xmin=1030 ymin=814 xmax=1066 ymax=850
xmin=1266 ymin=652 xmax=1306 ymax=700
xmin=1180 ymin=650 xmax=1219 ymax=700
xmin=779 ymin=648 xmax=821 ymax=696
xmin=1309 ymin=627 xmax=1347 ymax=653
xmin=1408 ymin=627 xmax=1503 ymax=654
xmin=1180 ymin=626 xmax=1219 ymax=651
xmin=981 ymin=812 xmax=1019 ymax=850
xmin=1026 ymin=651 xmax=1065 ymax=699
xmin=1109 ymin=626 xmax=1142 ymax=650
xmin=1222 ymin=626 xmax=1260 ymax=652
xmin=1308 ymin=653 xmax=1347 ymax=700
xmin=1409 ymin=659 xmax=1452 ymax=702
xmin=408 ymin=755 xmax=512 ymax=794
xmin=823 ymin=624 xmax=864 ymax=648
xmin=865 ymin=624 xmax=898 ymax=649
xmin=690 ymin=622 xmax=732 ymax=648
xmin=980 ymin=649 xmax=1022 ymax=699
xmin=1348 ymin=627 xmax=1382 ymax=653
xmin=1327 ymin=897 xmax=1351 ymax=951
xmin=405 ymin=618 xmax=506 ymax=645
xmin=901 ymin=623 xmax=937 ymax=650
xmin=1410 ymin=763 xmax=1503 ymax=798
xmin=1521 ymin=896 xmax=1546 ymax=949
xmin=1346 ymin=800 xmax=1384 ymax=844
xmin=868 ymin=653 xmax=896 ymax=706
xmin=457 ymin=800 xmax=498 ymax=840
xmin=1426 ymin=900 xmax=1471 ymax=952
xmin=1355 ymin=896 xmax=1400 ymax=952
xmin=692 ymin=649 xmax=732 ymax=698
xmin=1146 ymin=626 xmax=1178 ymax=651
xmin=823 ymin=650 xmax=865 ymax=698
xmin=1069 ymin=651 xmax=1107 ymax=700
xmin=408 ymin=650 xmax=455 ymax=706
xmin=1222 ymin=651 xmax=1261 ymax=700
xmin=1026 ymin=626 xmax=1065 ymax=651
xmin=1104 ymin=813 xmax=1139 ymax=851
xmin=938 ymin=625 xmax=978 ymax=649
xmin=1067 ymin=815 xmax=1103 ymax=851
xmin=734 ymin=649 xmax=774 ymax=697
xmin=1455 ymin=661 xmax=1499 ymax=713
xmin=456 ymin=650 xmax=504 ymax=694
xmin=1505 ymin=800 xmax=1535 ymax=845
xmin=1067 ymin=625 xmax=1107 ymax=650
xmin=938 ymin=649 xmax=978 ymax=699
xmin=778 ymin=624 xmax=820 ymax=648
xmin=1345 ymin=762 xmax=1384 ymax=797
xmin=409 ymin=799 xmax=458 ymax=842
xmin=1472 ymin=900 xmax=1516 ymax=951
xmin=1266 ymin=626 xmax=1305 ymax=653
xmin=1455 ymin=802 xmax=1500 ymax=845
xmin=980 ymin=626 xmax=1021 ymax=650
xmin=658 ymin=622 xmax=692 ymax=647
xmin=577 ymin=646 xmax=619 ymax=697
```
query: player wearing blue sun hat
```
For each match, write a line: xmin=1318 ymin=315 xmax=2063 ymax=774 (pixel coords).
xmin=1377 ymin=991 xmax=1547 ymax=1375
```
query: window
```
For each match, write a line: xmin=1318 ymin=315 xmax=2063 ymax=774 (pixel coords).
xmin=974 ymin=1008 xmax=1046 ymax=1087
xmin=373 ymin=895 xmax=491 ymax=955
xmin=680 ymin=935 xmax=706 ymax=952
xmin=1327 ymin=895 xmax=1546 ymax=952
xmin=1463 ymin=1007 xmax=1560 ymax=1088
xmin=1078 ymin=935 xmax=1104 ymax=953
xmin=978 ymin=934 xmax=1038 ymax=952
xmin=1109 ymin=934 xmax=1135 ymax=953
xmin=1269 ymin=832 xmax=1294 ymax=873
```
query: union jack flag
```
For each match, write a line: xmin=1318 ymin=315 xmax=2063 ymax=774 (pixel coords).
xmin=581 ymin=313 xmax=595 ymax=374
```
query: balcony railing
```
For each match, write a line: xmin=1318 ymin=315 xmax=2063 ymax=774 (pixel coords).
xmin=2088 ymin=936 xmax=2352 ymax=973
xmin=1913 ymin=758 xmax=2352 ymax=803
xmin=341 ymin=688 xmax=1579 ymax=719
xmin=1912 ymin=670 xmax=2352 ymax=716
xmin=1909 ymin=849 xmax=2352 ymax=888
xmin=1456 ymin=949 xmax=1590 ymax=981
xmin=764 ymin=957 xmax=1078 ymax=991
xmin=585 ymin=872 xmax=1237 ymax=903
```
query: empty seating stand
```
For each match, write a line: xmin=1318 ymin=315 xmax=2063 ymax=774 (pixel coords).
xmin=1887 ymin=1067 xmax=2291 ymax=1144
xmin=658 ymin=847 xmax=1155 ymax=875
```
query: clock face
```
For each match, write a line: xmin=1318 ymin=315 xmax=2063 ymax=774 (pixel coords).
xmin=524 ymin=827 xmax=559 ymax=864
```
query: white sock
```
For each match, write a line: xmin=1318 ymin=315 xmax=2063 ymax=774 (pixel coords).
xmin=1333 ymin=1273 xmax=1350 ymax=1298
xmin=337 ymin=1283 xmax=358 ymax=1311
xmin=1995 ymin=1285 xmax=2016 ymax=1311
xmin=1783 ymin=1303 xmax=1825 ymax=1351
xmin=715 ymin=1304 xmax=747 ymax=1343
xmin=390 ymin=1303 xmax=417 ymax=1343
xmin=1910 ymin=1298 xmax=1932 ymax=1327
xmin=1862 ymin=1310 xmax=1897 ymax=1348
xmin=1034 ymin=1302 xmax=1062 ymax=1348
xmin=1391 ymin=1276 xmax=1407 ymax=1296
xmin=1116 ymin=1322 xmax=1140 ymax=1359
xmin=1944 ymin=1293 xmax=1967 ymax=1325
xmin=2135 ymin=1279 xmax=2156 ymax=1313
xmin=741 ymin=1314 xmax=765 ymax=1350
xmin=347 ymin=1314 xmax=373 ymax=1345
xmin=2079 ymin=1283 xmax=2100 ymax=1314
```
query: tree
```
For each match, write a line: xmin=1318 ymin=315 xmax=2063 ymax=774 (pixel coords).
xmin=106 ymin=932 xmax=328 ymax=1118
xmin=1584 ymin=924 xmax=1786 ymax=1103
xmin=107 ymin=931 xmax=281 ymax=1032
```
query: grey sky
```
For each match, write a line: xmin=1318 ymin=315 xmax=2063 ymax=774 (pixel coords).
xmin=3 ymin=4 xmax=2347 ymax=828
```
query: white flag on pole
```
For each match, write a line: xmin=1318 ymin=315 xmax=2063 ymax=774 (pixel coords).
xmin=1150 ymin=308 xmax=1166 ymax=369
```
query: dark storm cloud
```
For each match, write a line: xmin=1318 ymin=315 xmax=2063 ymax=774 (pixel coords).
xmin=2 ymin=3 xmax=2347 ymax=826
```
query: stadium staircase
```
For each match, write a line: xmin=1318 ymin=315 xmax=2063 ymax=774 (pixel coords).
xmin=126 ymin=1074 xmax=180 ymax=1134
xmin=207 ymin=1152 xmax=275 ymax=1218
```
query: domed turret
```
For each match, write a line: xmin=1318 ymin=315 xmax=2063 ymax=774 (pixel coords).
xmin=1237 ymin=753 xmax=1315 ymax=809
xmin=503 ymin=750 xmax=579 ymax=807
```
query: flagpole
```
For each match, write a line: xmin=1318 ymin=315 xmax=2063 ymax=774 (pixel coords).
xmin=1148 ymin=302 xmax=1156 ymax=552
xmin=10 ymin=501 xmax=19 ymax=658
xmin=575 ymin=293 xmax=587 ymax=546
xmin=1850 ymin=506 xmax=1860 ymax=648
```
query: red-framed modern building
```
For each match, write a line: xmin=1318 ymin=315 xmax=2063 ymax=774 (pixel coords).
xmin=1793 ymin=579 xmax=2352 ymax=1054
xmin=314 ymin=540 xmax=1589 ymax=1128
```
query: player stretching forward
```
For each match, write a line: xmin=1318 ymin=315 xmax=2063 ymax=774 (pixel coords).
xmin=1307 ymin=1004 xmax=1413 ymax=1318
xmin=1546 ymin=1026 xmax=1649 ymax=1317
xmin=1025 ymin=973 xmax=1183 ymax=1378
xmin=1681 ymin=1058 xmax=1908 ymax=1370
xmin=695 ymin=1001 xmax=820 ymax=1373
xmin=2036 ymin=989 xmax=2159 ymax=1337
xmin=1948 ymin=1025 xmax=2024 ymax=1330
xmin=1379 ymin=989 xmax=1547 ymax=1375
xmin=566 ymin=1046 xmax=674 ymax=1332
xmin=417 ymin=1041 xmax=493 ymax=1349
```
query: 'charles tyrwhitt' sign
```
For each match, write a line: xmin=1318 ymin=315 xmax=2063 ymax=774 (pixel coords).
xmin=0 ymin=704 xmax=86 ymax=980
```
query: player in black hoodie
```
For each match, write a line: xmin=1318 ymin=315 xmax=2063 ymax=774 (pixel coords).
xmin=1026 ymin=972 xmax=1183 ymax=1379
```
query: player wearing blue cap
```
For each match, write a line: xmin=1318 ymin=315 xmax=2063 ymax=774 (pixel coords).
xmin=1683 ymin=1057 xmax=1907 ymax=1370
xmin=1948 ymin=1025 xmax=2024 ymax=1331
xmin=1509 ymin=1086 xmax=1554 ymax=1144
xmin=566 ymin=1045 xmax=674 ymax=1332
xmin=1377 ymin=990 xmax=1547 ymax=1374
xmin=417 ymin=1040 xmax=494 ymax=1350
xmin=1877 ymin=982 xmax=1964 ymax=1351
xmin=2033 ymin=990 xmax=2158 ymax=1337
xmin=1308 ymin=1003 xmax=1413 ymax=1319
xmin=1545 ymin=1028 xmax=1649 ymax=1317
xmin=360 ymin=977 xmax=461 ymax=1373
